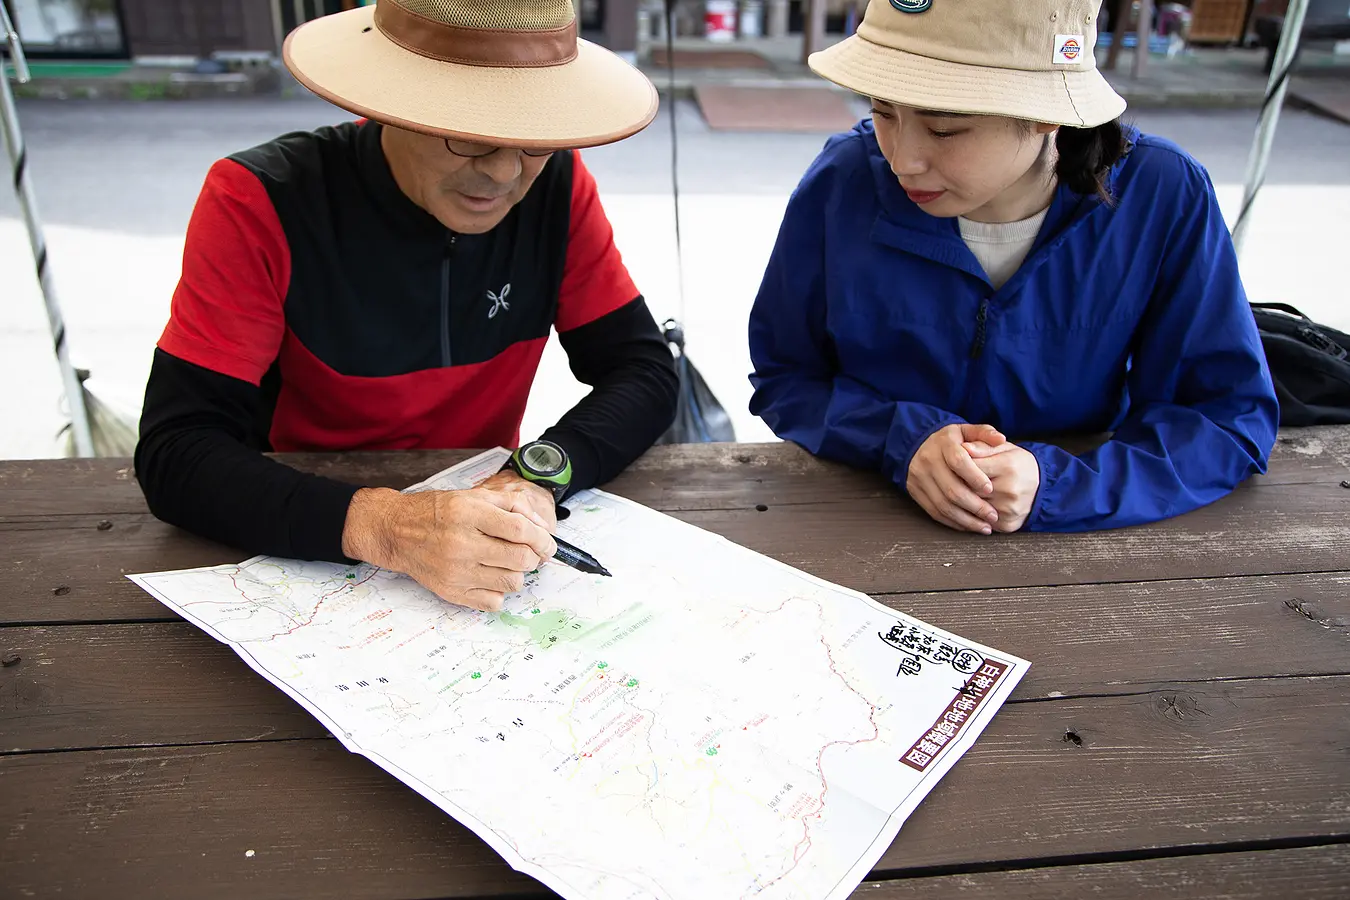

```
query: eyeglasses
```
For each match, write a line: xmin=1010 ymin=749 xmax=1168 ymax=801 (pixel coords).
xmin=444 ymin=139 xmax=557 ymax=159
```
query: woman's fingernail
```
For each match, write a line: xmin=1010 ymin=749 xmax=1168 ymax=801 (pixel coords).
xmin=981 ymin=526 xmax=992 ymax=535
xmin=986 ymin=512 xmax=998 ymax=523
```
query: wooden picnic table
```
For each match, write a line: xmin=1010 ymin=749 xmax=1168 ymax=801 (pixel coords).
xmin=3 ymin=431 xmax=1349 ymax=898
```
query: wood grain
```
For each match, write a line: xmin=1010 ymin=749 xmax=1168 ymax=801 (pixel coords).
xmin=0 ymin=740 xmax=541 ymax=900
xmin=4 ymin=573 xmax=1347 ymax=753
xmin=5 ymin=432 xmax=1349 ymax=899
xmin=679 ymin=479 xmax=1350 ymax=596
xmin=6 ymin=475 xmax=1350 ymax=625
xmin=3 ymin=677 xmax=1348 ymax=899
xmin=852 ymin=844 xmax=1350 ymax=899
xmin=2 ymin=425 xmax=1346 ymax=520
xmin=878 ymin=675 xmax=1350 ymax=871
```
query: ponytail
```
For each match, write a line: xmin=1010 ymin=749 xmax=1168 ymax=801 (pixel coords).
xmin=1055 ymin=119 xmax=1127 ymax=204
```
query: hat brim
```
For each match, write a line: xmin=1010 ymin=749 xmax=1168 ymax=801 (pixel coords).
xmin=283 ymin=6 xmax=658 ymax=150
xmin=809 ymin=34 xmax=1125 ymax=129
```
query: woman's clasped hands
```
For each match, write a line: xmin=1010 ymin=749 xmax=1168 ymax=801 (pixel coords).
xmin=906 ymin=424 xmax=1041 ymax=534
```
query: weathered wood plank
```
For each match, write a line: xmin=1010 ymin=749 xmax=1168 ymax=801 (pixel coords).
xmin=6 ymin=473 xmax=1350 ymax=625
xmin=0 ymin=623 xmax=330 ymax=752
xmin=3 ymin=677 xmax=1347 ymax=899
xmin=877 ymin=676 xmax=1350 ymax=870
xmin=3 ymin=513 xmax=234 ymax=624
xmin=4 ymin=573 xmax=1347 ymax=753
xmin=682 ymin=479 xmax=1350 ymax=596
xmin=2 ymin=425 xmax=1347 ymax=520
xmin=0 ymin=740 xmax=542 ymax=900
xmin=853 ymin=844 xmax=1350 ymax=899
xmin=0 ymin=457 xmax=144 ymax=518
xmin=1263 ymin=428 xmax=1350 ymax=485
xmin=891 ymin=572 xmax=1350 ymax=697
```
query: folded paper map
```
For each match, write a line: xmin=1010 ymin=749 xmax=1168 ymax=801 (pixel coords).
xmin=131 ymin=449 xmax=1028 ymax=900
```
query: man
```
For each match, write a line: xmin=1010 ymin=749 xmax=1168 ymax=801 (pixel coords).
xmin=135 ymin=0 xmax=678 ymax=613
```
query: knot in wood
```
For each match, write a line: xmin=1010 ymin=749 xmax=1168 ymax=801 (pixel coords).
xmin=1156 ymin=692 xmax=1206 ymax=723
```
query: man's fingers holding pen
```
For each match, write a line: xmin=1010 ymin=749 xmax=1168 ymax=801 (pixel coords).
xmin=479 ymin=470 xmax=558 ymax=532
xmin=475 ymin=501 xmax=557 ymax=562
xmin=340 ymin=487 xmax=554 ymax=612
xmin=478 ymin=535 xmax=547 ymax=573
xmin=460 ymin=589 xmax=508 ymax=612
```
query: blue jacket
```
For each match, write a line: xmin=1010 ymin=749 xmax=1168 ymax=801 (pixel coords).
xmin=748 ymin=121 xmax=1278 ymax=531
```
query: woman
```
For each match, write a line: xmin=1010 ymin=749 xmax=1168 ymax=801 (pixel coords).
xmin=748 ymin=0 xmax=1278 ymax=535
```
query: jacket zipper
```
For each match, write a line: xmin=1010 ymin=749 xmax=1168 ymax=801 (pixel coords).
xmin=970 ymin=298 xmax=990 ymax=360
xmin=440 ymin=233 xmax=456 ymax=367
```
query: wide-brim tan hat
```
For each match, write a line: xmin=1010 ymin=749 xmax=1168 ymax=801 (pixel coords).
xmin=284 ymin=0 xmax=658 ymax=150
xmin=810 ymin=0 xmax=1125 ymax=128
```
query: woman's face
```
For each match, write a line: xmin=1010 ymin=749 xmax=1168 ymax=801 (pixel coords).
xmin=869 ymin=99 xmax=1059 ymax=223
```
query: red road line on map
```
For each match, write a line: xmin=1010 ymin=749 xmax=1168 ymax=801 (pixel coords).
xmin=218 ymin=567 xmax=380 ymax=641
xmin=751 ymin=623 xmax=880 ymax=896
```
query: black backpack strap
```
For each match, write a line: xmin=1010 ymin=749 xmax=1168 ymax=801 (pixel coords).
xmin=1250 ymin=301 xmax=1312 ymax=321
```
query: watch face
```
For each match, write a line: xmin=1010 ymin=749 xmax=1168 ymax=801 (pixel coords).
xmin=521 ymin=442 xmax=566 ymax=477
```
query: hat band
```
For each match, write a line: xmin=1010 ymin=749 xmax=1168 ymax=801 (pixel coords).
xmin=374 ymin=1 xmax=578 ymax=68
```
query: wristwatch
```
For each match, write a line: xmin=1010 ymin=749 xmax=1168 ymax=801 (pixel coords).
xmin=502 ymin=440 xmax=573 ymax=503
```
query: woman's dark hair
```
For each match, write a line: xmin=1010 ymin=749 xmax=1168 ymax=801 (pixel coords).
xmin=1054 ymin=118 xmax=1128 ymax=204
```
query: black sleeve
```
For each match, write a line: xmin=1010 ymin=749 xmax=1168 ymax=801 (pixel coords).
xmin=541 ymin=296 xmax=679 ymax=495
xmin=135 ymin=348 xmax=361 ymax=562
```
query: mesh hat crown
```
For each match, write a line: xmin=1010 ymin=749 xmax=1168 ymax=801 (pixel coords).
xmin=282 ymin=0 xmax=657 ymax=148
xmin=395 ymin=0 xmax=575 ymax=32
xmin=809 ymin=0 xmax=1126 ymax=128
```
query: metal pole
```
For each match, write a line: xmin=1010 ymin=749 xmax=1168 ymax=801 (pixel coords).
xmin=1232 ymin=0 xmax=1310 ymax=259
xmin=1 ymin=6 xmax=95 ymax=457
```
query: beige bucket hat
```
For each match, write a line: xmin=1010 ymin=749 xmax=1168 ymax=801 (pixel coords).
xmin=810 ymin=0 xmax=1126 ymax=128
xmin=283 ymin=0 xmax=659 ymax=150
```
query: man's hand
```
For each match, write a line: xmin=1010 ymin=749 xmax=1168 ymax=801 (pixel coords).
xmin=340 ymin=484 xmax=557 ymax=612
xmin=906 ymin=424 xmax=1006 ymax=534
xmin=962 ymin=440 xmax=1041 ymax=533
xmin=478 ymin=469 xmax=558 ymax=534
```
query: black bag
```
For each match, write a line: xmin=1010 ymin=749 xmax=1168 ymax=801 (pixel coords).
xmin=654 ymin=319 xmax=737 ymax=445
xmin=1250 ymin=302 xmax=1350 ymax=426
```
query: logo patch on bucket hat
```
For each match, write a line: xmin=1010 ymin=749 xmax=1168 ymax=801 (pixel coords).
xmin=1054 ymin=34 xmax=1084 ymax=64
xmin=889 ymin=0 xmax=933 ymax=12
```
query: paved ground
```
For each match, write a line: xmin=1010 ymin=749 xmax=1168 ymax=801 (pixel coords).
xmin=1 ymin=96 xmax=1348 ymax=459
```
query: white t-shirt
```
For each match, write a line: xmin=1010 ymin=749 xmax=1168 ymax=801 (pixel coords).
xmin=958 ymin=206 xmax=1050 ymax=289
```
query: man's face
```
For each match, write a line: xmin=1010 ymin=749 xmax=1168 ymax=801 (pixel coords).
xmin=381 ymin=126 xmax=556 ymax=233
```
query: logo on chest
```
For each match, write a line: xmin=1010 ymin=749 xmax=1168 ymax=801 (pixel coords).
xmin=487 ymin=283 xmax=511 ymax=319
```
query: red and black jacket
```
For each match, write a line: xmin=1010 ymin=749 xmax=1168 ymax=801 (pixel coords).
xmin=136 ymin=119 xmax=677 ymax=562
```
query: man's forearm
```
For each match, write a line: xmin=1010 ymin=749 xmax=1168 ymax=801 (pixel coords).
xmin=546 ymin=297 xmax=679 ymax=492
xmin=137 ymin=424 xmax=361 ymax=561
xmin=136 ymin=349 xmax=361 ymax=562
